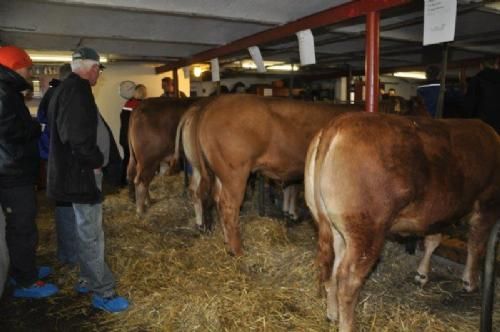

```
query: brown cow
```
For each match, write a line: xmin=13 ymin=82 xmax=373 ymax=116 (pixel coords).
xmin=193 ymin=94 xmax=364 ymax=255
xmin=305 ymin=113 xmax=500 ymax=332
xmin=127 ymin=97 xmax=197 ymax=214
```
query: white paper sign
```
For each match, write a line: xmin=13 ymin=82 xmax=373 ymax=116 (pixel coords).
xmin=296 ymin=29 xmax=316 ymax=66
xmin=210 ymin=58 xmax=220 ymax=82
xmin=423 ymin=0 xmax=457 ymax=46
xmin=182 ymin=66 xmax=190 ymax=80
xmin=248 ymin=46 xmax=266 ymax=72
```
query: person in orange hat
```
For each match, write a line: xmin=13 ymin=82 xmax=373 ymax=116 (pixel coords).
xmin=0 ymin=46 xmax=59 ymax=298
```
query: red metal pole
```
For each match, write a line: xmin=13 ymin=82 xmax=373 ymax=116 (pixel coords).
xmin=365 ymin=11 xmax=380 ymax=113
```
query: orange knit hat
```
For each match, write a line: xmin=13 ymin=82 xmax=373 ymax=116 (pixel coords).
xmin=0 ymin=46 xmax=33 ymax=71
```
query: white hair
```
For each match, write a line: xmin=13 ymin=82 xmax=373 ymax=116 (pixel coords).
xmin=71 ymin=59 xmax=98 ymax=72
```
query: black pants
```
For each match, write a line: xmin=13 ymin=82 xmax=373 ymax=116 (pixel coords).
xmin=120 ymin=144 xmax=130 ymax=186
xmin=0 ymin=185 xmax=38 ymax=286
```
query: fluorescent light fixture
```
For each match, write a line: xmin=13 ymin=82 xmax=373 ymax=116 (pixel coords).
xmin=28 ymin=53 xmax=108 ymax=63
xmin=393 ymin=71 xmax=426 ymax=80
xmin=267 ymin=64 xmax=300 ymax=71
xmin=240 ymin=60 xmax=299 ymax=71
xmin=241 ymin=60 xmax=257 ymax=69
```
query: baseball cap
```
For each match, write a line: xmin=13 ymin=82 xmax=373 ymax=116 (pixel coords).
xmin=0 ymin=46 xmax=33 ymax=71
xmin=72 ymin=47 xmax=105 ymax=69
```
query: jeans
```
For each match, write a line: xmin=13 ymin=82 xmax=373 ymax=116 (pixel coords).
xmin=0 ymin=185 xmax=38 ymax=286
xmin=72 ymin=171 xmax=115 ymax=297
xmin=55 ymin=205 xmax=78 ymax=265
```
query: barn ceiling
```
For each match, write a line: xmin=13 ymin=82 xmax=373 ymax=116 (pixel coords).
xmin=0 ymin=0 xmax=499 ymax=75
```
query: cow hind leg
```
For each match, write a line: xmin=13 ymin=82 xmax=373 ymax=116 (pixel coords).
xmin=134 ymin=168 xmax=154 ymax=216
xmin=415 ymin=233 xmax=442 ymax=287
xmin=336 ymin=223 xmax=385 ymax=332
xmin=215 ymin=175 xmax=247 ymax=256
xmin=135 ymin=181 xmax=148 ymax=215
xmin=325 ymin=227 xmax=345 ymax=322
xmin=285 ymin=185 xmax=299 ymax=226
xmin=463 ymin=206 xmax=498 ymax=292
xmin=189 ymin=169 xmax=203 ymax=228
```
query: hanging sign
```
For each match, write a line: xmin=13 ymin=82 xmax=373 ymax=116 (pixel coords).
xmin=182 ymin=66 xmax=190 ymax=80
xmin=248 ymin=46 xmax=266 ymax=72
xmin=296 ymin=29 xmax=316 ymax=66
xmin=423 ymin=0 xmax=457 ymax=46
xmin=210 ymin=58 xmax=220 ymax=82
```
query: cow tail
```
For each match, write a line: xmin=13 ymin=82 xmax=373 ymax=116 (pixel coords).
xmin=194 ymin=107 xmax=213 ymax=202
xmin=127 ymin=125 xmax=138 ymax=185
xmin=314 ymin=129 xmax=334 ymax=286
xmin=174 ymin=110 xmax=190 ymax=167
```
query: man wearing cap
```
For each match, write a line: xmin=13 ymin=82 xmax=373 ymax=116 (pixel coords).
xmin=161 ymin=77 xmax=186 ymax=98
xmin=47 ymin=47 xmax=128 ymax=312
xmin=0 ymin=45 xmax=59 ymax=298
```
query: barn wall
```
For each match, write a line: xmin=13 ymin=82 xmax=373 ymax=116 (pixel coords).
xmin=92 ymin=63 xmax=190 ymax=157
xmin=380 ymin=75 xmax=420 ymax=99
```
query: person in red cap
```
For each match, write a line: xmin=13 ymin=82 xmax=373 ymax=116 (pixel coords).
xmin=0 ymin=45 xmax=59 ymax=298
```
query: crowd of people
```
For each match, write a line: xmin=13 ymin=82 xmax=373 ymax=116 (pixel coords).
xmin=0 ymin=43 xmax=498 ymax=314
xmin=0 ymin=46 xmax=128 ymax=312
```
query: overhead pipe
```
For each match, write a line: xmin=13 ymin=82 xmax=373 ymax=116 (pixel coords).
xmin=365 ymin=11 xmax=380 ymax=113
xmin=156 ymin=0 xmax=411 ymax=73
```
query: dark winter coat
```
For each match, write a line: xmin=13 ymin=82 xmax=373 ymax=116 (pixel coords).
xmin=47 ymin=73 xmax=104 ymax=203
xmin=0 ymin=65 xmax=41 ymax=188
xmin=464 ymin=67 xmax=500 ymax=133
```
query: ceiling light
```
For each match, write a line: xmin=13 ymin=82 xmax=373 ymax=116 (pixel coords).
xmin=267 ymin=64 xmax=300 ymax=71
xmin=393 ymin=71 xmax=426 ymax=80
xmin=28 ymin=53 xmax=108 ymax=63
xmin=193 ymin=66 xmax=202 ymax=77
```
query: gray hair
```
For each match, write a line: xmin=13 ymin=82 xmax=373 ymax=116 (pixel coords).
xmin=71 ymin=59 xmax=98 ymax=72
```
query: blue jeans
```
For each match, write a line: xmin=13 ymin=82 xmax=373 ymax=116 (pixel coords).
xmin=72 ymin=171 xmax=115 ymax=297
xmin=55 ymin=205 xmax=78 ymax=265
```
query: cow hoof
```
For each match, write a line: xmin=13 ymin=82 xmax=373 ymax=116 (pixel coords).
xmin=195 ymin=224 xmax=213 ymax=234
xmin=462 ymin=280 xmax=476 ymax=293
xmin=326 ymin=312 xmax=338 ymax=323
xmin=414 ymin=273 xmax=428 ymax=287
xmin=286 ymin=216 xmax=301 ymax=227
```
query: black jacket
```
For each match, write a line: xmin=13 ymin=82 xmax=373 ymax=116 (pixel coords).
xmin=0 ymin=65 xmax=41 ymax=188
xmin=464 ymin=68 xmax=500 ymax=133
xmin=47 ymin=73 xmax=105 ymax=203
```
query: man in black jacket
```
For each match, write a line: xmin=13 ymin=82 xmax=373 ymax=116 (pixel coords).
xmin=464 ymin=58 xmax=500 ymax=133
xmin=0 ymin=45 xmax=58 ymax=298
xmin=47 ymin=47 xmax=128 ymax=312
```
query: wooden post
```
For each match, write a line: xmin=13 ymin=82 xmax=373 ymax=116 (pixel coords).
xmin=480 ymin=220 xmax=500 ymax=332
xmin=173 ymin=69 xmax=179 ymax=98
xmin=435 ymin=43 xmax=449 ymax=119
xmin=459 ymin=66 xmax=467 ymax=94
